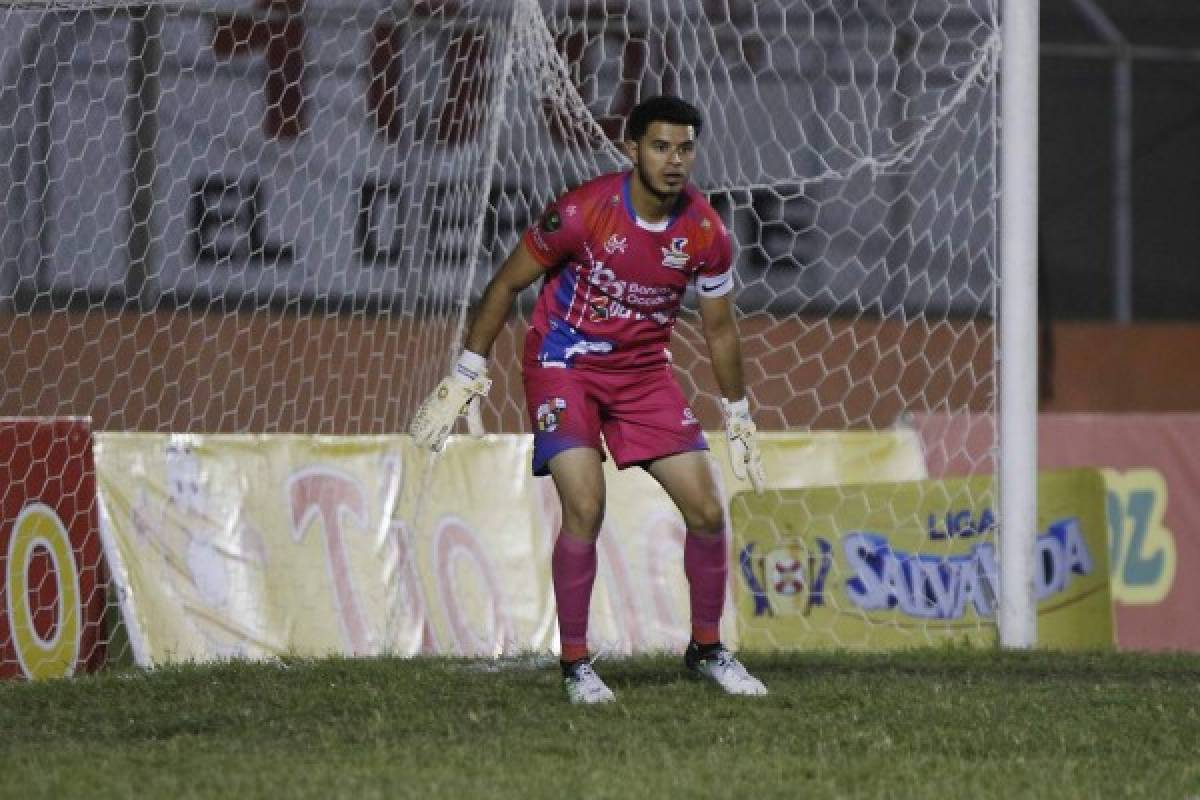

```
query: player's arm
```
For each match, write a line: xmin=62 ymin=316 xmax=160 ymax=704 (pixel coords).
xmin=464 ymin=241 xmax=546 ymax=357
xmin=698 ymin=292 xmax=746 ymax=402
xmin=409 ymin=241 xmax=546 ymax=452
xmin=698 ymin=292 xmax=766 ymax=493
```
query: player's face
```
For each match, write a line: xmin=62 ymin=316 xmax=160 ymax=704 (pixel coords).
xmin=627 ymin=121 xmax=698 ymax=201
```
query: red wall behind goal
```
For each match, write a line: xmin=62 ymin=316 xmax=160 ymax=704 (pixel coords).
xmin=1 ymin=313 xmax=1198 ymax=434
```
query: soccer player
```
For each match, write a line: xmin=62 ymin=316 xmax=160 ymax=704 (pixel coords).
xmin=411 ymin=95 xmax=768 ymax=704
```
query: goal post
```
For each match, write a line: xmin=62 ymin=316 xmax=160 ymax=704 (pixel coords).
xmin=0 ymin=0 xmax=1042 ymax=665
xmin=999 ymin=0 xmax=1040 ymax=648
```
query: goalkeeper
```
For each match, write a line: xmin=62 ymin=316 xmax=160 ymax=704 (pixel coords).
xmin=411 ymin=95 xmax=767 ymax=704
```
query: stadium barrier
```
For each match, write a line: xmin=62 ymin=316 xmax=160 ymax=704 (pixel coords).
xmin=4 ymin=422 xmax=1142 ymax=678
xmin=733 ymin=470 xmax=1113 ymax=651
xmin=89 ymin=431 xmax=1110 ymax=667
xmin=916 ymin=412 xmax=1199 ymax=651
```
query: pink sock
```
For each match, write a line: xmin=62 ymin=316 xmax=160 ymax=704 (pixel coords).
xmin=685 ymin=529 xmax=727 ymax=645
xmin=552 ymin=532 xmax=598 ymax=662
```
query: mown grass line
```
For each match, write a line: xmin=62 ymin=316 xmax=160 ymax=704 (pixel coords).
xmin=2 ymin=649 xmax=1199 ymax=799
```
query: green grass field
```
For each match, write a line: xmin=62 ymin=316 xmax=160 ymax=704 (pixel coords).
xmin=3 ymin=649 xmax=1199 ymax=799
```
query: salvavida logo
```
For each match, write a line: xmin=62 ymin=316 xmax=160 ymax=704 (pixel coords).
xmin=927 ymin=507 xmax=995 ymax=540
xmin=742 ymin=516 xmax=1095 ymax=621
xmin=843 ymin=516 xmax=1094 ymax=619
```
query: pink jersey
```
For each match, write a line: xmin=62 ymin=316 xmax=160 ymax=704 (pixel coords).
xmin=521 ymin=170 xmax=734 ymax=372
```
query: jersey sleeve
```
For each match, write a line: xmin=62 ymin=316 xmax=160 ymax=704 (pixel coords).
xmin=694 ymin=215 xmax=735 ymax=299
xmin=521 ymin=192 xmax=586 ymax=269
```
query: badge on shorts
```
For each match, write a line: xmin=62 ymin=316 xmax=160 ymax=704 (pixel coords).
xmin=537 ymin=397 xmax=568 ymax=432
xmin=541 ymin=208 xmax=562 ymax=233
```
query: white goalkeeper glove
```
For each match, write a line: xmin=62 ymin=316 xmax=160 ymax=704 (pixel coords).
xmin=409 ymin=350 xmax=491 ymax=452
xmin=721 ymin=397 xmax=766 ymax=494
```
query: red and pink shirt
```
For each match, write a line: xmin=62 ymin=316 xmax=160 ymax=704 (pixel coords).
xmin=521 ymin=170 xmax=734 ymax=371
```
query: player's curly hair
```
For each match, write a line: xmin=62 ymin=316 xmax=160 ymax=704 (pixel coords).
xmin=627 ymin=95 xmax=704 ymax=141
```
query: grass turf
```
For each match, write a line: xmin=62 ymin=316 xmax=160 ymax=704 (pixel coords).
xmin=2 ymin=649 xmax=1199 ymax=799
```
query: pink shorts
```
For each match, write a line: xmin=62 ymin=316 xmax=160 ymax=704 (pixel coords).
xmin=523 ymin=364 xmax=709 ymax=476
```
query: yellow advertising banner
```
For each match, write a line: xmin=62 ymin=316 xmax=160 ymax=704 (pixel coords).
xmin=595 ymin=430 xmax=929 ymax=653
xmin=398 ymin=435 xmax=556 ymax=657
xmin=95 ymin=433 xmax=561 ymax=663
xmin=1101 ymin=468 xmax=1176 ymax=606
xmin=97 ymin=434 xmax=407 ymax=664
xmin=732 ymin=469 xmax=1114 ymax=651
xmin=96 ymin=430 xmax=928 ymax=665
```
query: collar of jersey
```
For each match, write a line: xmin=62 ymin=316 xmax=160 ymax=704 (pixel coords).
xmin=622 ymin=171 xmax=682 ymax=232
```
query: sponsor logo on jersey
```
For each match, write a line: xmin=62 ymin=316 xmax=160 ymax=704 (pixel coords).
xmin=604 ymin=234 xmax=628 ymax=255
xmin=661 ymin=237 xmax=689 ymax=270
xmin=537 ymin=397 xmax=568 ymax=432
xmin=587 ymin=265 xmax=677 ymax=309
xmin=564 ymin=204 xmax=578 ymax=217
xmin=681 ymin=408 xmax=700 ymax=427
xmin=587 ymin=296 xmax=611 ymax=322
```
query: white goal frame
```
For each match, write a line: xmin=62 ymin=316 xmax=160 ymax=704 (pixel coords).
xmin=0 ymin=0 xmax=1044 ymax=650
xmin=999 ymin=0 xmax=1039 ymax=648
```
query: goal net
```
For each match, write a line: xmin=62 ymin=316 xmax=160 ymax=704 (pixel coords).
xmin=0 ymin=0 xmax=1002 ymax=670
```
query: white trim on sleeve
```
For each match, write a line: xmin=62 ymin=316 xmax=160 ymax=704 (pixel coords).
xmin=695 ymin=267 xmax=735 ymax=298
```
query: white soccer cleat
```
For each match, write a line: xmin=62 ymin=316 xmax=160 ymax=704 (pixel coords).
xmin=685 ymin=642 xmax=768 ymax=697
xmin=563 ymin=660 xmax=616 ymax=705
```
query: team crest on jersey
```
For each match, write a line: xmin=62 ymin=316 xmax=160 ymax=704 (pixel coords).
xmin=604 ymin=234 xmax=628 ymax=254
xmin=537 ymin=397 xmax=568 ymax=432
xmin=661 ymin=237 xmax=689 ymax=270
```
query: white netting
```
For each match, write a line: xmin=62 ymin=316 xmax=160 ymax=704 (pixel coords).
xmin=0 ymin=0 xmax=1001 ymax=665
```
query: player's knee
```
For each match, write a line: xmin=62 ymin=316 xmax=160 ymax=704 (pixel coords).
xmin=561 ymin=497 xmax=604 ymax=538
xmin=685 ymin=502 xmax=726 ymax=535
